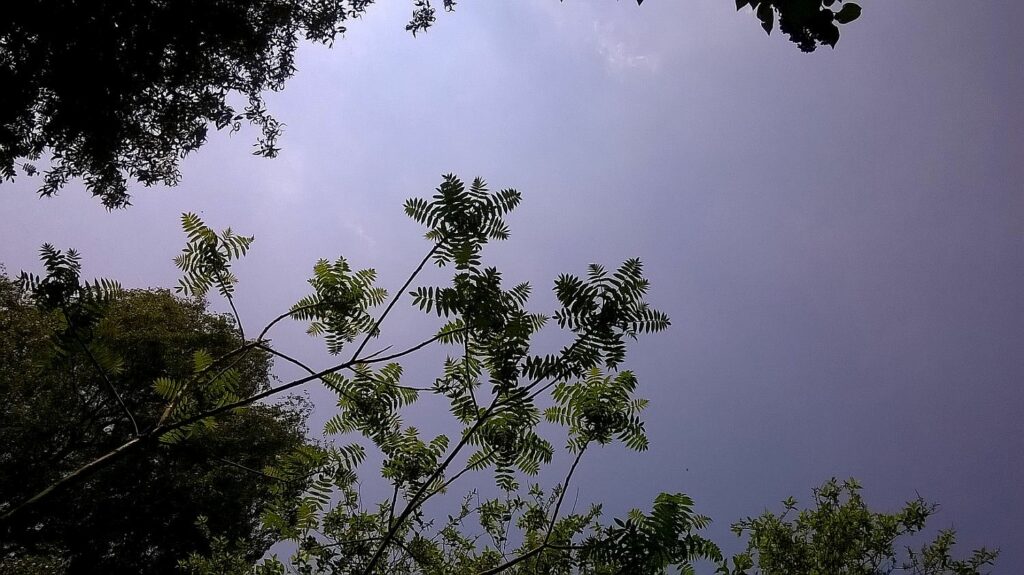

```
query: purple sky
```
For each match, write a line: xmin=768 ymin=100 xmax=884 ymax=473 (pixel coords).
xmin=2 ymin=0 xmax=1021 ymax=569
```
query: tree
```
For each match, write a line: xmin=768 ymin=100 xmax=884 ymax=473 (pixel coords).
xmin=720 ymin=478 xmax=999 ymax=575
xmin=0 ymin=0 xmax=862 ymax=208
xmin=0 ymin=268 xmax=316 ymax=573
xmin=1 ymin=176 xmax=995 ymax=574
xmin=3 ymin=174 xmax=727 ymax=574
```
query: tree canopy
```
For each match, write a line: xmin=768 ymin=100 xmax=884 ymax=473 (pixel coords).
xmin=3 ymin=176 xmax=727 ymax=574
xmin=721 ymin=478 xmax=999 ymax=575
xmin=0 ymin=269 xmax=315 ymax=573
xmin=3 ymin=176 xmax=992 ymax=575
xmin=0 ymin=0 xmax=862 ymax=208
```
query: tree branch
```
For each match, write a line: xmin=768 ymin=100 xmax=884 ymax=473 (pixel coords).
xmin=211 ymin=456 xmax=283 ymax=483
xmin=362 ymin=395 xmax=501 ymax=575
xmin=0 ymin=436 xmax=145 ymax=527
xmin=1 ymin=323 xmax=461 ymax=523
xmin=355 ymin=327 xmax=466 ymax=367
xmin=67 ymin=322 xmax=140 ymax=437
xmin=349 ymin=243 xmax=440 ymax=363
xmin=224 ymin=291 xmax=245 ymax=341
xmin=475 ymin=447 xmax=587 ymax=575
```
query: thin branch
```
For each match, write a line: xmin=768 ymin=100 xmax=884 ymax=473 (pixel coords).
xmin=227 ymin=294 xmax=245 ymax=340
xmin=343 ymin=364 xmax=435 ymax=392
xmin=2 ymin=328 xmax=460 ymax=522
xmin=526 ymin=379 xmax=560 ymax=404
xmin=354 ymin=327 xmax=466 ymax=366
xmin=173 ymin=327 xmax=463 ymax=435
xmin=475 ymin=448 xmax=587 ymax=575
xmin=65 ymin=312 xmax=140 ymax=437
xmin=0 ymin=437 xmax=145 ymax=526
xmin=386 ymin=485 xmax=400 ymax=530
xmin=465 ymin=335 xmax=478 ymax=411
xmin=154 ymin=342 xmax=250 ymax=430
xmin=362 ymin=395 xmax=501 ymax=575
xmin=212 ymin=456 xmax=282 ymax=482
xmin=256 ymin=343 xmax=358 ymax=402
xmin=161 ymin=301 xmax=319 ymax=421
xmin=424 ymin=449 xmax=497 ymax=502
xmin=150 ymin=303 xmax=308 ymax=431
xmin=255 ymin=302 xmax=320 ymax=343
xmin=362 ymin=344 xmax=394 ymax=361
xmin=543 ymin=448 xmax=586 ymax=548
xmin=348 ymin=243 xmax=440 ymax=363
xmin=498 ymin=492 xmax=517 ymax=559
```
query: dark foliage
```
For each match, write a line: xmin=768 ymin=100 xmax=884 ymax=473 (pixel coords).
xmin=0 ymin=0 xmax=377 ymax=208
xmin=0 ymin=270 xmax=313 ymax=573
xmin=0 ymin=0 xmax=860 ymax=207
xmin=736 ymin=0 xmax=862 ymax=52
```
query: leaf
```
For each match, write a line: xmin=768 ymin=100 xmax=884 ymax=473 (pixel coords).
xmin=834 ymin=2 xmax=862 ymax=24
xmin=821 ymin=21 xmax=841 ymax=47
xmin=756 ymin=2 xmax=774 ymax=34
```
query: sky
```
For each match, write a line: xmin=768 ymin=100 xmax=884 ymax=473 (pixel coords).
xmin=2 ymin=0 xmax=1022 ymax=570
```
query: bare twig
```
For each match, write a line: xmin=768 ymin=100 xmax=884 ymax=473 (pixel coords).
xmin=349 ymin=243 xmax=440 ymax=363
xmin=0 ymin=436 xmax=145 ymax=525
xmin=355 ymin=327 xmax=466 ymax=366
xmin=212 ymin=456 xmax=282 ymax=482
xmin=225 ymin=291 xmax=245 ymax=340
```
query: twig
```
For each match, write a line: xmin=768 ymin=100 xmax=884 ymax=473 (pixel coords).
xmin=65 ymin=311 xmax=140 ymax=437
xmin=212 ymin=456 xmax=282 ymax=482
xmin=1 ymin=328 xmax=461 ymax=523
xmin=225 ymin=291 xmax=245 ymax=341
xmin=361 ymin=395 xmax=501 ymax=575
xmin=475 ymin=448 xmax=587 ymax=575
xmin=355 ymin=327 xmax=466 ymax=366
xmin=361 ymin=344 xmax=394 ymax=361
xmin=0 ymin=436 xmax=145 ymax=525
xmin=349 ymin=243 xmax=440 ymax=363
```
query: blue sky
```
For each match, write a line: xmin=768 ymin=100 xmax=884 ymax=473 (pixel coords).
xmin=2 ymin=0 xmax=1021 ymax=569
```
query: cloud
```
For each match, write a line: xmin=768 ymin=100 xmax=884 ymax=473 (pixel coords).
xmin=592 ymin=20 xmax=660 ymax=73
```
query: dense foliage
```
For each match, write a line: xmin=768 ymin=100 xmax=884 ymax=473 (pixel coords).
xmin=720 ymin=478 xmax=998 ymax=575
xmin=0 ymin=0 xmax=861 ymax=207
xmin=0 ymin=269 xmax=315 ymax=573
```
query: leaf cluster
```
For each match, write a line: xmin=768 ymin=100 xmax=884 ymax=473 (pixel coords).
xmin=736 ymin=0 xmax=862 ymax=51
xmin=553 ymin=260 xmax=670 ymax=372
xmin=582 ymin=492 xmax=722 ymax=575
xmin=19 ymin=244 xmax=122 ymax=342
xmin=290 ymin=258 xmax=387 ymax=354
xmin=546 ymin=369 xmax=648 ymax=452
xmin=175 ymin=212 xmax=254 ymax=300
